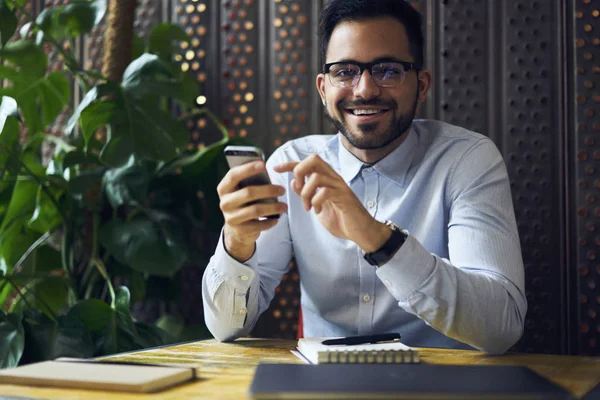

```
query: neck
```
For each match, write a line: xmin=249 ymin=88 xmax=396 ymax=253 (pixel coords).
xmin=340 ymin=129 xmax=411 ymax=164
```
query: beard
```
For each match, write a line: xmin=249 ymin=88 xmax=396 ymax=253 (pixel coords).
xmin=325 ymin=89 xmax=419 ymax=150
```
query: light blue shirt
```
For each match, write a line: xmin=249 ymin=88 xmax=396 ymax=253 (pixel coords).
xmin=202 ymin=119 xmax=527 ymax=355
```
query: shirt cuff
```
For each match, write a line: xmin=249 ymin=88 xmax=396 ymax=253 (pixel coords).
xmin=375 ymin=235 xmax=436 ymax=301
xmin=212 ymin=230 xmax=259 ymax=291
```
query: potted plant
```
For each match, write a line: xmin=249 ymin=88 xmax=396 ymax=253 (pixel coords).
xmin=0 ymin=0 xmax=250 ymax=368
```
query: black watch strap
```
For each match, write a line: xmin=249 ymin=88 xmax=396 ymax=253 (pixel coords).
xmin=363 ymin=221 xmax=408 ymax=267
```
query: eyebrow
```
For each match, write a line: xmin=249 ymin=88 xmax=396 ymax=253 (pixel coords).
xmin=328 ymin=56 xmax=406 ymax=64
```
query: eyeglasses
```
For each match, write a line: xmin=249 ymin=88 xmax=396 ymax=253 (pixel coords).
xmin=323 ymin=59 xmax=421 ymax=88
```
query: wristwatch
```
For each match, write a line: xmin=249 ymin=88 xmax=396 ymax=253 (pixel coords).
xmin=363 ymin=220 xmax=409 ymax=267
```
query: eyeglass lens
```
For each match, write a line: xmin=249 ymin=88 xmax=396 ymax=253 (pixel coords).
xmin=328 ymin=63 xmax=407 ymax=88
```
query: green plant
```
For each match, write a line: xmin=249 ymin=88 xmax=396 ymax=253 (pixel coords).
xmin=0 ymin=0 xmax=250 ymax=367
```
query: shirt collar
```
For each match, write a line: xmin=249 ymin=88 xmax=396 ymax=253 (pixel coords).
xmin=336 ymin=126 xmax=419 ymax=186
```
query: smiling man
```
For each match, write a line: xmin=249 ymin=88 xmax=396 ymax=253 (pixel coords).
xmin=202 ymin=0 xmax=527 ymax=355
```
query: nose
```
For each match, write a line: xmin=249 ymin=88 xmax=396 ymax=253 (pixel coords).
xmin=353 ymin=70 xmax=381 ymax=100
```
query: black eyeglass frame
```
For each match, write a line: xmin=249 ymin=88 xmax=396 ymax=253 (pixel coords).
xmin=322 ymin=59 xmax=422 ymax=87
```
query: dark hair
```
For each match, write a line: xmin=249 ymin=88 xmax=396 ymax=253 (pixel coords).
xmin=318 ymin=0 xmax=424 ymax=66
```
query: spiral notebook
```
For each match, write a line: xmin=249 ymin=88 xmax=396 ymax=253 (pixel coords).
xmin=297 ymin=337 xmax=419 ymax=364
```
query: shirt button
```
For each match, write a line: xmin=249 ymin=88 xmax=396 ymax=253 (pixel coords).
xmin=363 ymin=294 xmax=371 ymax=302
xmin=364 ymin=168 xmax=373 ymax=173
xmin=367 ymin=200 xmax=375 ymax=208
xmin=240 ymin=275 xmax=249 ymax=281
xmin=239 ymin=308 xmax=247 ymax=315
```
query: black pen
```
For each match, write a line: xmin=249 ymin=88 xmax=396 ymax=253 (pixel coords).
xmin=321 ymin=333 xmax=401 ymax=346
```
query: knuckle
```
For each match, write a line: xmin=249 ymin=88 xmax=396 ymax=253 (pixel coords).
xmin=216 ymin=180 xmax=226 ymax=196
xmin=245 ymin=185 xmax=259 ymax=198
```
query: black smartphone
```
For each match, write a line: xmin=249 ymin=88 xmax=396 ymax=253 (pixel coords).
xmin=224 ymin=145 xmax=280 ymax=219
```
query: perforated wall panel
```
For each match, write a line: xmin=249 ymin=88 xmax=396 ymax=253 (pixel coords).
xmin=573 ymin=0 xmax=600 ymax=356
xmin=437 ymin=0 xmax=487 ymax=134
xmin=175 ymin=0 xmax=219 ymax=150
xmin=427 ymin=0 xmax=567 ymax=354
xmin=502 ymin=0 xmax=566 ymax=355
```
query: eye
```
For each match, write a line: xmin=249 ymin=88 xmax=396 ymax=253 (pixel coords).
xmin=374 ymin=64 xmax=403 ymax=79
xmin=330 ymin=65 xmax=359 ymax=78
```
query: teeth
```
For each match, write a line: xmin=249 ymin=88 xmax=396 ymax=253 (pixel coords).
xmin=352 ymin=109 xmax=383 ymax=116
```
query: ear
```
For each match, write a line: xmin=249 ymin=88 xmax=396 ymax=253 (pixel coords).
xmin=416 ymin=68 xmax=432 ymax=104
xmin=316 ymin=73 xmax=326 ymax=105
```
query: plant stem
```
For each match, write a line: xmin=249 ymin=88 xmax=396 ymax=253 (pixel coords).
xmin=12 ymin=231 xmax=51 ymax=274
xmin=91 ymin=258 xmax=116 ymax=308
xmin=6 ymin=276 xmax=58 ymax=322
xmin=84 ymin=269 xmax=99 ymax=299
xmin=0 ymin=142 xmax=68 ymax=224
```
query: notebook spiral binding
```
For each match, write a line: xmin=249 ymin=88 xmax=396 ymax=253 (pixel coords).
xmin=318 ymin=349 xmax=420 ymax=364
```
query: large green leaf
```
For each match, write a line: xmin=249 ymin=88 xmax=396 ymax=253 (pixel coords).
xmin=0 ymin=96 xmax=23 ymax=231
xmin=21 ymin=312 xmax=94 ymax=363
xmin=99 ymin=217 xmax=187 ymax=277
xmin=27 ymin=184 xmax=64 ymax=233
xmin=135 ymin=321 xmax=173 ymax=348
xmin=0 ymin=54 xmax=70 ymax=137
xmin=67 ymin=299 xmax=112 ymax=334
xmin=0 ymin=96 xmax=20 ymax=170
xmin=98 ymin=310 xmax=141 ymax=356
xmin=0 ymin=95 xmax=19 ymax=129
xmin=0 ymin=244 xmax=63 ymax=308
xmin=0 ymin=178 xmax=40 ymax=273
xmin=177 ymin=136 xmax=254 ymax=232
xmin=122 ymin=53 xmax=198 ymax=106
xmin=22 ymin=244 xmax=62 ymax=275
xmin=155 ymin=314 xmax=183 ymax=343
xmin=98 ymin=287 xmax=144 ymax=356
xmin=6 ymin=0 xmax=29 ymax=8
xmin=36 ymin=0 xmax=106 ymax=40
xmin=102 ymin=155 xmax=149 ymax=208
xmin=148 ymin=23 xmax=189 ymax=61
xmin=0 ymin=312 xmax=24 ymax=368
xmin=66 ymin=83 xmax=117 ymax=137
xmin=0 ymin=0 xmax=18 ymax=47
xmin=0 ymin=278 xmax=13 ymax=308
xmin=10 ymin=276 xmax=69 ymax=320
xmin=98 ymin=127 xmax=134 ymax=167
xmin=100 ymin=99 xmax=183 ymax=164
xmin=79 ymin=100 xmax=117 ymax=143
xmin=0 ymin=39 xmax=46 ymax=80
xmin=118 ymin=97 xmax=189 ymax=161
xmin=67 ymin=167 xmax=104 ymax=208
xmin=131 ymin=33 xmax=145 ymax=61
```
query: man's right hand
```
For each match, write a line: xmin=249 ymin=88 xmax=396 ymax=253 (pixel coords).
xmin=217 ymin=160 xmax=288 ymax=262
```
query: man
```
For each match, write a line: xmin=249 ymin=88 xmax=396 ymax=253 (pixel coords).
xmin=202 ymin=0 xmax=526 ymax=355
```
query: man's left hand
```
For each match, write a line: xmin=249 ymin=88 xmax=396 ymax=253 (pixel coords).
xmin=274 ymin=155 xmax=390 ymax=253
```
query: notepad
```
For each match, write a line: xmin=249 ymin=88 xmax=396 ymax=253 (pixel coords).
xmin=297 ymin=336 xmax=419 ymax=364
xmin=0 ymin=359 xmax=196 ymax=393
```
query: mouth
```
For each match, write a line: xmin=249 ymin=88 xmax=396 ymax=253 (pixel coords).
xmin=344 ymin=107 xmax=390 ymax=122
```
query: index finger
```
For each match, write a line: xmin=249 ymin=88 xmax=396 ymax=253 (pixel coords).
xmin=273 ymin=161 xmax=299 ymax=173
xmin=217 ymin=161 xmax=265 ymax=196
xmin=280 ymin=155 xmax=337 ymax=180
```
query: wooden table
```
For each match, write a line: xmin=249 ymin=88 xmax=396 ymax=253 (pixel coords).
xmin=0 ymin=338 xmax=599 ymax=399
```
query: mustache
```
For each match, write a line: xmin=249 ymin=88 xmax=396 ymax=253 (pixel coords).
xmin=337 ymin=99 xmax=397 ymax=109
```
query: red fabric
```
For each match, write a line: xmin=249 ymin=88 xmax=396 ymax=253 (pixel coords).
xmin=297 ymin=307 xmax=304 ymax=339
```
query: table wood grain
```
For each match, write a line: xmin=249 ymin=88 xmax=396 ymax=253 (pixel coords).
xmin=0 ymin=338 xmax=599 ymax=399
